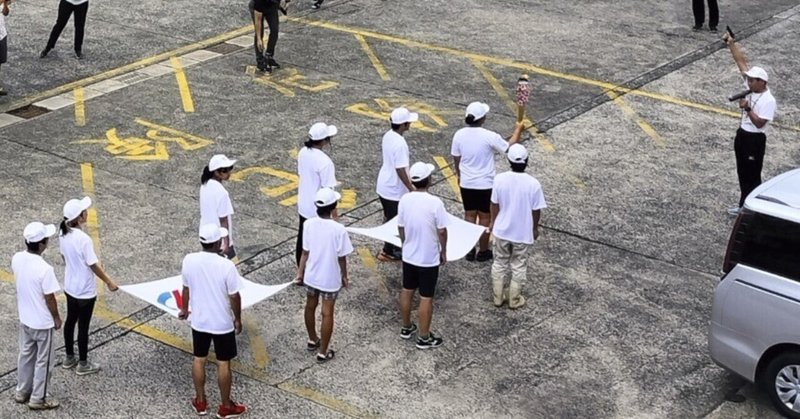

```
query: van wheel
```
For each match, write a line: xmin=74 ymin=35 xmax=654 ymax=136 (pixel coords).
xmin=763 ymin=352 xmax=800 ymax=418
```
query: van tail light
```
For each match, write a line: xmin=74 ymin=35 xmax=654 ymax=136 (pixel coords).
xmin=722 ymin=209 xmax=752 ymax=274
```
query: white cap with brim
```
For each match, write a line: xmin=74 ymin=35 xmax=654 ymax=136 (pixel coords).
xmin=390 ymin=107 xmax=419 ymax=124
xmin=199 ymin=224 xmax=229 ymax=244
xmin=465 ymin=102 xmax=490 ymax=120
xmin=23 ymin=222 xmax=57 ymax=243
xmin=63 ymin=196 xmax=92 ymax=222
xmin=315 ymin=187 xmax=342 ymax=207
xmin=308 ymin=122 xmax=338 ymax=141
xmin=744 ymin=66 xmax=769 ymax=82
xmin=507 ymin=144 xmax=529 ymax=163
xmin=208 ymin=154 xmax=237 ymax=172
xmin=409 ymin=162 xmax=435 ymax=182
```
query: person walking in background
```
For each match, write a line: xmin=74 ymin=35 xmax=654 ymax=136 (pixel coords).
xmin=200 ymin=154 xmax=237 ymax=260
xmin=250 ymin=0 xmax=281 ymax=73
xmin=41 ymin=0 xmax=90 ymax=59
xmin=0 ymin=0 xmax=10 ymax=96
xmin=59 ymin=196 xmax=118 ymax=376
xmin=13 ymin=222 xmax=62 ymax=410
xmin=692 ymin=0 xmax=719 ymax=32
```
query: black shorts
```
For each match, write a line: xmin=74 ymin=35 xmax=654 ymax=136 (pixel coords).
xmin=0 ymin=37 xmax=7 ymax=65
xmin=402 ymin=262 xmax=439 ymax=298
xmin=192 ymin=329 xmax=238 ymax=361
xmin=460 ymin=187 xmax=492 ymax=213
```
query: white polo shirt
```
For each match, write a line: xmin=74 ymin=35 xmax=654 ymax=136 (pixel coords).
xmin=739 ymin=79 xmax=776 ymax=134
xmin=13 ymin=252 xmax=61 ymax=330
xmin=199 ymin=179 xmax=235 ymax=246
xmin=451 ymin=127 xmax=509 ymax=189
xmin=60 ymin=228 xmax=99 ymax=299
xmin=491 ymin=171 xmax=547 ymax=244
xmin=376 ymin=130 xmax=410 ymax=201
xmin=181 ymin=251 xmax=241 ymax=334
xmin=397 ymin=191 xmax=449 ymax=267
xmin=297 ymin=147 xmax=337 ymax=219
xmin=302 ymin=217 xmax=354 ymax=292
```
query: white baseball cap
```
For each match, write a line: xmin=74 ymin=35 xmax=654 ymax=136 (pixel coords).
xmin=63 ymin=196 xmax=92 ymax=222
xmin=390 ymin=107 xmax=419 ymax=124
xmin=744 ymin=66 xmax=768 ymax=82
xmin=409 ymin=162 xmax=435 ymax=181
xmin=208 ymin=154 xmax=237 ymax=172
xmin=315 ymin=187 xmax=342 ymax=207
xmin=23 ymin=222 xmax=57 ymax=243
xmin=308 ymin=122 xmax=338 ymax=141
xmin=199 ymin=224 xmax=228 ymax=244
xmin=465 ymin=102 xmax=490 ymax=120
xmin=507 ymin=144 xmax=529 ymax=163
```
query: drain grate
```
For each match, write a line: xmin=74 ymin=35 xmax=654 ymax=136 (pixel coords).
xmin=7 ymin=104 xmax=50 ymax=119
xmin=114 ymin=71 xmax=152 ymax=85
xmin=206 ymin=43 xmax=243 ymax=55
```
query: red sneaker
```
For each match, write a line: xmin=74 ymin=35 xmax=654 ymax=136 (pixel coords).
xmin=191 ymin=397 xmax=208 ymax=416
xmin=216 ymin=402 xmax=247 ymax=418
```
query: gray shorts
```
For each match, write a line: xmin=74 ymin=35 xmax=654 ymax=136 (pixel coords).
xmin=0 ymin=37 xmax=7 ymax=64
xmin=306 ymin=285 xmax=339 ymax=301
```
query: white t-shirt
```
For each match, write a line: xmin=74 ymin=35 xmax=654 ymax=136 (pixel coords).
xmin=0 ymin=13 xmax=7 ymax=41
xmin=451 ymin=127 xmax=509 ymax=189
xmin=739 ymin=79 xmax=776 ymax=134
xmin=376 ymin=130 xmax=410 ymax=201
xmin=491 ymin=171 xmax=547 ymax=244
xmin=397 ymin=192 xmax=449 ymax=267
xmin=297 ymin=147 xmax=337 ymax=219
xmin=65 ymin=0 xmax=88 ymax=5
xmin=60 ymin=228 xmax=99 ymax=299
xmin=199 ymin=179 xmax=235 ymax=246
xmin=302 ymin=217 xmax=354 ymax=292
xmin=13 ymin=252 xmax=61 ymax=330
xmin=181 ymin=251 xmax=241 ymax=334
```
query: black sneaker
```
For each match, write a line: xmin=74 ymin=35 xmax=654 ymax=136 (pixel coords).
xmin=400 ymin=323 xmax=417 ymax=340
xmin=266 ymin=55 xmax=281 ymax=69
xmin=476 ymin=249 xmax=493 ymax=262
xmin=306 ymin=339 xmax=320 ymax=351
xmin=710 ymin=26 xmax=718 ymax=33
xmin=0 ymin=88 xmax=7 ymax=96
xmin=256 ymin=54 xmax=268 ymax=72
xmin=692 ymin=24 xmax=703 ymax=31
xmin=415 ymin=332 xmax=443 ymax=349
xmin=311 ymin=0 xmax=323 ymax=9
xmin=465 ymin=248 xmax=476 ymax=262
xmin=75 ymin=50 xmax=83 ymax=59
xmin=39 ymin=48 xmax=51 ymax=58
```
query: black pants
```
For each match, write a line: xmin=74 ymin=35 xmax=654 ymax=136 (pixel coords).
xmin=248 ymin=0 xmax=279 ymax=57
xmin=734 ymin=128 xmax=766 ymax=207
xmin=64 ymin=294 xmax=96 ymax=361
xmin=692 ymin=0 xmax=718 ymax=28
xmin=295 ymin=215 xmax=307 ymax=266
xmin=46 ymin=0 xmax=89 ymax=52
xmin=379 ymin=197 xmax=401 ymax=255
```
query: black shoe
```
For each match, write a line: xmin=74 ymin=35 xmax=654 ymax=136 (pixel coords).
xmin=476 ymin=249 xmax=493 ymax=262
xmin=39 ymin=48 xmax=51 ymax=58
xmin=0 ymin=89 xmax=7 ymax=96
xmin=75 ymin=50 xmax=83 ymax=59
xmin=400 ymin=323 xmax=417 ymax=340
xmin=415 ymin=332 xmax=443 ymax=350
xmin=465 ymin=248 xmax=476 ymax=262
xmin=311 ymin=0 xmax=323 ymax=9
xmin=692 ymin=24 xmax=703 ymax=31
xmin=306 ymin=339 xmax=320 ymax=351
xmin=256 ymin=55 xmax=268 ymax=72
xmin=267 ymin=57 xmax=281 ymax=69
xmin=709 ymin=26 xmax=718 ymax=33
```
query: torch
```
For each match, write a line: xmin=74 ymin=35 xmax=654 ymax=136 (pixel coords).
xmin=515 ymin=74 xmax=530 ymax=123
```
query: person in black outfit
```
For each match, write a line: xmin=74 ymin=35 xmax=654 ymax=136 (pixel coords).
xmin=692 ymin=0 xmax=718 ymax=32
xmin=250 ymin=0 xmax=281 ymax=73
xmin=40 ymin=0 xmax=89 ymax=59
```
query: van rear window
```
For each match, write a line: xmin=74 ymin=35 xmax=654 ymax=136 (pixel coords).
xmin=738 ymin=213 xmax=800 ymax=281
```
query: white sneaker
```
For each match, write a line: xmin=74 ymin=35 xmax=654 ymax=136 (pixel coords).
xmin=75 ymin=361 xmax=100 ymax=376
xmin=727 ymin=206 xmax=741 ymax=216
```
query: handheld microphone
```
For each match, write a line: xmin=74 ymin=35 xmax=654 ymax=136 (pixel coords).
xmin=728 ymin=90 xmax=751 ymax=102
xmin=726 ymin=25 xmax=736 ymax=40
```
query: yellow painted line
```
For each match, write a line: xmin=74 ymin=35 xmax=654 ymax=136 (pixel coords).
xmin=0 ymin=270 xmax=13 ymax=283
xmin=433 ymin=155 xmax=461 ymax=203
xmin=80 ymin=162 xmax=105 ymax=301
xmin=74 ymin=87 xmax=86 ymax=127
xmin=253 ymin=76 xmax=297 ymax=97
xmin=278 ymin=381 xmax=378 ymax=418
xmin=171 ymin=57 xmax=195 ymax=113
xmin=356 ymin=246 xmax=388 ymax=298
xmin=471 ymin=59 xmax=556 ymax=153
xmin=354 ymin=34 xmax=390 ymax=81
xmin=243 ymin=314 xmax=269 ymax=369
xmin=1 ymin=25 xmax=252 ymax=114
xmin=606 ymin=91 xmax=665 ymax=147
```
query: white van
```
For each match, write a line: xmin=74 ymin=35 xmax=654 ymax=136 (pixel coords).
xmin=709 ymin=168 xmax=800 ymax=418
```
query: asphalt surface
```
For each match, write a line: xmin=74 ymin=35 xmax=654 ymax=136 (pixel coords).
xmin=0 ymin=0 xmax=799 ymax=417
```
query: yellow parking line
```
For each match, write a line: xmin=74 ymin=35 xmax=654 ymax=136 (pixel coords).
xmin=0 ymin=270 xmax=12 ymax=283
xmin=243 ymin=314 xmax=269 ymax=369
xmin=170 ymin=57 xmax=195 ymax=113
xmin=74 ymin=87 xmax=86 ymax=127
xmin=277 ymin=381 xmax=378 ymax=418
xmin=433 ymin=156 xmax=461 ymax=203
xmin=356 ymin=246 xmax=388 ymax=298
xmin=354 ymin=34 xmax=390 ymax=81
xmin=606 ymin=91 xmax=665 ymax=147
xmin=80 ymin=162 xmax=105 ymax=301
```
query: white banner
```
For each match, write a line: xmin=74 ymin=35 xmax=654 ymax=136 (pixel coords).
xmin=119 ymin=276 xmax=293 ymax=318
xmin=346 ymin=214 xmax=485 ymax=261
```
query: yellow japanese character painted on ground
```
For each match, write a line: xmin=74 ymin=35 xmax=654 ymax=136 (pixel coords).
xmin=247 ymin=67 xmax=339 ymax=98
xmin=231 ymin=166 xmax=357 ymax=209
xmin=345 ymin=98 xmax=456 ymax=133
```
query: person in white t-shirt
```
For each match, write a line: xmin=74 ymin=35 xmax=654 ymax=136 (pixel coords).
xmin=451 ymin=101 xmax=524 ymax=262
xmin=376 ymin=107 xmax=418 ymax=262
xmin=13 ymin=222 xmax=62 ymax=410
xmin=296 ymin=188 xmax=353 ymax=362
xmin=0 ymin=0 xmax=10 ymax=96
xmin=397 ymin=162 xmax=449 ymax=350
xmin=723 ymin=32 xmax=777 ymax=216
xmin=200 ymin=154 xmax=237 ymax=259
xmin=40 ymin=0 xmax=90 ymax=59
xmin=59 ymin=196 xmax=118 ymax=376
xmin=488 ymin=144 xmax=547 ymax=309
xmin=178 ymin=224 xmax=246 ymax=419
xmin=296 ymin=122 xmax=338 ymax=266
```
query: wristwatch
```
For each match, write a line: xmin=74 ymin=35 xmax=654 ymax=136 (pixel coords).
xmin=744 ymin=107 xmax=752 ymax=113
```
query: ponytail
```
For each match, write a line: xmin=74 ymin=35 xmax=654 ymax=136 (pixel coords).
xmin=304 ymin=139 xmax=315 ymax=148
xmin=201 ymin=165 xmax=213 ymax=185
xmin=465 ymin=115 xmax=484 ymax=126
xmin=59 ymin=218 xmax=70 ymax=236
